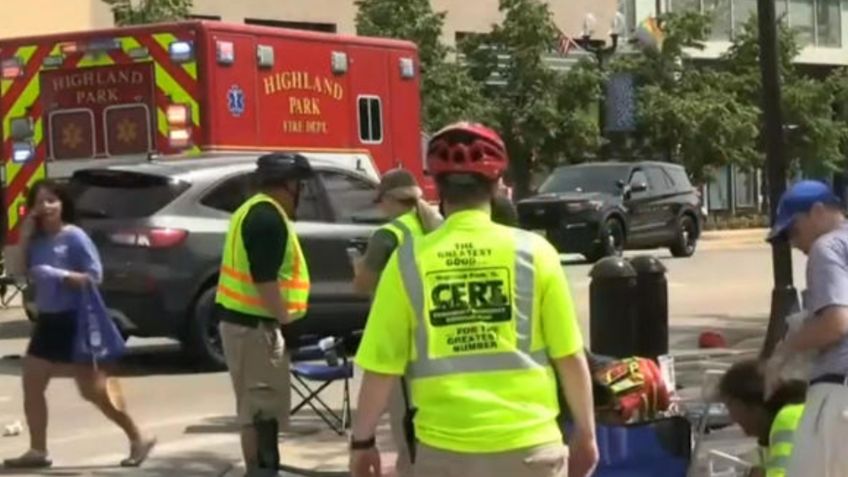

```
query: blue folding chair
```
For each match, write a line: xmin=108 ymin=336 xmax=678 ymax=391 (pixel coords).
xmin=564 ymin=417 xmax=692 ymax=477
xmin=289 ymin=336 xmax=354 ymax=435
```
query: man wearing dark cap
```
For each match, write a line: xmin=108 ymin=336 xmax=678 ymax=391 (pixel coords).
xmin=216 ymin=153 xmax=314 ymax=475
xmin=764 ymin=180 xmax=848 ymax=476
xmin=351 ymin=168 xmax=441 ymax=476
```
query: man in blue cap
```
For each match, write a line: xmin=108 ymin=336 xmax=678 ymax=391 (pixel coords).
xmin=766 ymin=180 xmax=848 ymax=476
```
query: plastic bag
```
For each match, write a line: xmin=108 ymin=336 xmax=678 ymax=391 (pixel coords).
xmin=72 ymin=285 xmax=126 ymax=365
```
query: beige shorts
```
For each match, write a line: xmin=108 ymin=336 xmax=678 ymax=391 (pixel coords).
xmin=220 ymin=321 xmax=291 ymax=427
xmin=413 ymin=441 xmax=568 ymax=477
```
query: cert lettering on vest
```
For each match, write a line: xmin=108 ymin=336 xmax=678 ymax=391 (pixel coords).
xmin=425 ymin=264 xmax=515 ymax=355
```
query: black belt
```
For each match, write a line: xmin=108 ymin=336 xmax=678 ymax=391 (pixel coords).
xmin=219 ymin=310 xmax=272 ymax=329
xmin=810 ymin=374 xmax=848 ymax=386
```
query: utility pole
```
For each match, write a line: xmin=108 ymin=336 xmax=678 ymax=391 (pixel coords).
xmin=757 ymin=0 xmax=800 ymax=358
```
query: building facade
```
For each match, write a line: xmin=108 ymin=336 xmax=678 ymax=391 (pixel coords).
xmin=0 ymin=0 xmax=618 ymax=46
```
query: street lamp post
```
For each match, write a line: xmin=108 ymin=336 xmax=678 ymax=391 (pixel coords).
xmin=757 ymin=0 xmax=800 ymax=358
xmin=575 ymin=13 xmax=625 ymax=158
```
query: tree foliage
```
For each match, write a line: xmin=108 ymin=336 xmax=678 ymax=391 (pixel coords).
xmin=103 ymin=0 xmax=192 ymax=26
xmin=460 ymin=0 xmax=603 ymax=197
xmin=354 ymin=0 xmax=492 ymax=131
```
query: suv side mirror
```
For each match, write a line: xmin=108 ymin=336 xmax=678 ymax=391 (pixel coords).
xmin=630 ymin=182 xmax=648 ymax=193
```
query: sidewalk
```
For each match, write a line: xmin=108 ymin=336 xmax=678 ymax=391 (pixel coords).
xmin=700 ymin=228 xmax=767 ymax=250
xmin=220 ymin=324 xmax=765 ymax=477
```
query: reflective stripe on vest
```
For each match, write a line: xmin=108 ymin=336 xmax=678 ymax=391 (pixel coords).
xmin=397 ymin=228 xmax=548 ymax=379
xmin=379 ymin=211 xmax=422 ymax=247
xmin=216 ymin=194 xmax=311 ymax=320
xmin=766 ymin=404 xmax=804 ymax=477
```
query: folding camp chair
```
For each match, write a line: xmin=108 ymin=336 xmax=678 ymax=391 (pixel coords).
xmin=0 ymin=275 xmax=26 ymax=308
xmin=289 ymin=336 xmax=353 ymax=435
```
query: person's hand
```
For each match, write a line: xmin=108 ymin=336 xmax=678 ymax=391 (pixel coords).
xmin=568 ymin=430 xmax=599 ymax=477
xmin=63 ymin=272 xmax=91 ymax=289
xmin=349 ymin=447 xmax=381 ymax=477
xmin=20 ymin=212 xmax=37 ymax=240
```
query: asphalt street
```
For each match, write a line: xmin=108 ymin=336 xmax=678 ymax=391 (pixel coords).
xmin=0 ymin=241 xmax=807 ymax=476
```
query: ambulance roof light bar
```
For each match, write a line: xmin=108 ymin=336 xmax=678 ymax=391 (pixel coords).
xmin=1 ymin=57 xmax=23 ymax=79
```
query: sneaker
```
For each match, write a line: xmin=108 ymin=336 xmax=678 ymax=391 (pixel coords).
xmin=3 ymin=449 xmax=52 ymax=469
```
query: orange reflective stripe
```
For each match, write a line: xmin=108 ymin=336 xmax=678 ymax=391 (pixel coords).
xmin=220 ymin=266 xmax=310 ymax=291
xmin=217 ymin=284 xmax=263 ymax=307
xmin=218 ymin=284 xmax=308 ymax=313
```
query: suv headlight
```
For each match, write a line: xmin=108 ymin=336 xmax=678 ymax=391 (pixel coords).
xmin=565 ymin=200 xmax=603 ymax=213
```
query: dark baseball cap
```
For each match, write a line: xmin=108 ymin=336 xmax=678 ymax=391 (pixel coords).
xmin=375 ymin=169 xmax=419 ymax=202
xmin=768 ymin=180 xmax=841 ymax=241
xmin=255 ymin=153 xmax=314 ymax=182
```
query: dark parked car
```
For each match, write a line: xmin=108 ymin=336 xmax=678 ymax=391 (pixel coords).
xmin=517 ymin=161 xmax=703 ymax=262
xmin=25 ymin=154 xmax=383 ymax=368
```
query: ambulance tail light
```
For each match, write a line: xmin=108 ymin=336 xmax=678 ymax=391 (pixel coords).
xmin=60 ymin=42 xmax=81 ymax=55
xmin=1 ymin=58 xmax=23 ymax=79
xmin=168 ymin=129 xmax=191 ymax=149
xmin=109 ymin=228 xmax=188 ymax=249
xmin=12 ymin=142 xmax=34 ymax=163
xmin=17 ymin=204 xmax=27 ymax=220
xmin=166 ymin=104 xmax=190 ymax=127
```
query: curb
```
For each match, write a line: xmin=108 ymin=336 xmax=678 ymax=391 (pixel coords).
xmin=700 ymin=228 xmax=767 ymax=242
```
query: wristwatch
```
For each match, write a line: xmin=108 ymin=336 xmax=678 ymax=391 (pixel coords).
xmin=350 ymin=435 xmax=376 ymax=450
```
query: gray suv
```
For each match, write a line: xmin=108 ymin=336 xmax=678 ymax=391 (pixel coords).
xmin=27 ymin=154 xmax=382 ymax=368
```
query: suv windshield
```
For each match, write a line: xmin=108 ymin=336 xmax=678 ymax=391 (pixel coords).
xmin=69 ymin=170 xmax=190 ymax=219
xmin=539 ymin=165 xmax=630 ymax=195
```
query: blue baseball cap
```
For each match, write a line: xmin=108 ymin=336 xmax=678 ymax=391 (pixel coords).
xmin=768 ymin=180 xmax=841 ymax=241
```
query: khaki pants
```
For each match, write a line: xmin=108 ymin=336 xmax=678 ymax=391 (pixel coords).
xmin=413 ymin=442 xmax=568 ymax=477
xmin=389 ymin=379 xmax=413 ymax=477
xmin=787 ymin=384 xmax=848 ymax=477
xmin=220 ymin=321 xmax=291 ymax=428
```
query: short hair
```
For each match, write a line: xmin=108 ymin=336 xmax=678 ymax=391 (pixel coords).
xmin=718 ymin=359 xmax=806 ymax=414
xmin=436 ymin=174 xmax=495 ymax=207
xmin=26 ymin=179 xmax=76 ymax=225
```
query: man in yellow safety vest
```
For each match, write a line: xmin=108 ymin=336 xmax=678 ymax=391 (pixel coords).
xmin=349 ymin=123 xmax=598 ymax=477
xmin=215 ymin=153 xmax=313 ymax=475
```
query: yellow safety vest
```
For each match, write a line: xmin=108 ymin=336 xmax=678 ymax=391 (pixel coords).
xmin=376 ymin=210 xmax=424 ymax=246
xmin=216 ymin=193 xmax=310 ymax=321
xmin=396 ymin=212 xmax=561 ymax=452
xmin=766 ymin=404 xmax=805 ymax=477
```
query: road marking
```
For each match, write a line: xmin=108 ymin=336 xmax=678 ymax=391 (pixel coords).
xmin=78 ymin=433 xmax=239 ymax=466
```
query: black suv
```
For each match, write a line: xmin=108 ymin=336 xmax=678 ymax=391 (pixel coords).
xmin=517 ymin=161 xmax=702 ymax=261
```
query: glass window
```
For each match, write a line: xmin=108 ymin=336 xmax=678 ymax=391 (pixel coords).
xmin=358 ymin=96 xmax=383 ymax=144
xmin=789 ymin=0 xmax=815 ymax=46
xmin=816 ymin=0 xmax=842 ymax=47
xmin=646 ymin=167 xmax=673 ymax=192
xmin=320 ymin=171 xmax=380 ymax=223
xmin=296 ymin=178 xmax=323 ymax=222
xmin=672 ymin=0 xmax=702 ymax=12
xmin=708 ymin=166 xmax=730 ymax=211
xmin=70 ymin=170 xmax=189 ymax=219
xmin=667 ymin=167 xmax=694 ymax=190
xmin=201 ymin=174 xmax=252 ymax=213
xmin=777 ymin=0 xmax=790 ymax=22
xmin=734 ymin=168 xmax=757 ymax=208
xmin=630 ymin=170 xmax=650 ymax=192
xmin=734 ymin=0 xmax=759 ymax=36
xmin=706 ymin=0 xmax=733 ymax=40
xmin=539 ymin=165 xmax=631 ymax=195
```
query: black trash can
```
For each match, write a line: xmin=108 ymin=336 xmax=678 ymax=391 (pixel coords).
xmin=630 ymin=255 xmax=669 ymax=361
xmin=589 ymin=257 xmax=638 ymax=358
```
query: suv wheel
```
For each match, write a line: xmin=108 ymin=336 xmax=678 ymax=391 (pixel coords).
xmin=586 ymin=218 xmax=625 ymax=262
xmin=182 ymin=287 xmax=226 ymax=370
xmin=670 ymin=215 xmax=698 ymax=258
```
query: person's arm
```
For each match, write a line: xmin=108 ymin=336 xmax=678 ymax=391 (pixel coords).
xmin=62 ymin=227 xmax=103 ymax=288
xmin=786 ymin=305 xmax=848 ymax=352
xmin=352 ymin=230 xmax=398 ymax=295
xmin=243 ymin=204 xmax=290 ymax=323
xmin=536 ymin=238 xmax=597 ymax=476
xmin=351 ymin=257 xmax=411 ymax=439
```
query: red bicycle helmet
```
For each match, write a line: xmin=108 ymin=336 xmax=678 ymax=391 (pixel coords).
xmin=426 ymin=122 xmax=508 ymax=181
